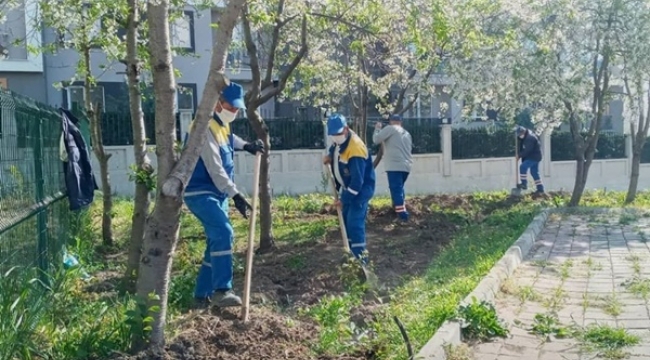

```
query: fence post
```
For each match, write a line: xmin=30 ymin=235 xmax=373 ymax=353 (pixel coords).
xmin=541 ymin=128 xmax=552 ymax=177
xmin=625 ymin=134 xmax=633 ymax=175
xmin=441 ymin=119 xmax=452 ymax=176
xmin=32 ymin=108 xmax=49 ymax=279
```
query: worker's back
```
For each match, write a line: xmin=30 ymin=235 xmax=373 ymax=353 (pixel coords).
xmin=377 ymin=125 xmax=412 ymax=173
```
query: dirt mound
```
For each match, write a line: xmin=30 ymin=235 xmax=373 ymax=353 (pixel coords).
xmin=116 ymin=308 xmax=368 ymax=360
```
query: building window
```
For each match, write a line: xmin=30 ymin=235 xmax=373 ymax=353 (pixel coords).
xmin=170 ymin=11 xmax=195 ymax=53
xmin=176 ymin=84 xmax=195 ymax=111
xmin=66 ymin=85 xmax=105 ymax=112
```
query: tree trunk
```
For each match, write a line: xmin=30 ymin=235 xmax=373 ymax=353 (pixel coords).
xmin=135 ymin=0 xmax=245 ymax=351
xmin=626 ymin=149 xmax=642 ymax=204
xmin=569 ymin=155 xmax=587 ymax=207
xmin=124 ymin=0 xmax=151 ymax=294
xmin=136 ymin=0 xmax=179 ymax=351
xmin=82 ymin=45 xmax=114 ymax=247
xmin=247 ymin=109 xmax=275 ymax=253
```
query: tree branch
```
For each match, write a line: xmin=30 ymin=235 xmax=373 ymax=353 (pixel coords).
xmin=262 ymin=0 xmax=286 ymax=89
xmin=242 ymin=5 xmax=262 ymax=102
xmin=309 ymin=12 xmax=386 ymax=38
xmin=257 ymin=15 xmax=308 ymax=106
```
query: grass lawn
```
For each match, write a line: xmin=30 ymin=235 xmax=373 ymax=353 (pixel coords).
xmin=5 ymin=190 xmax=650 ymax=360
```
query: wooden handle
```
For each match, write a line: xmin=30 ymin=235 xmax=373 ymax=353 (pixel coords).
xmin=325 ymin=164 xmax=350 ymax=252
xmin=241 ymin=152 xmax=262 ymax=322
xmin=514 ymin=132 xmax=519 ymax=183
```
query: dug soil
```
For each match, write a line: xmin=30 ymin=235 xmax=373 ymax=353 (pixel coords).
xmin=115 ymin=193 xmax=532 ymax=360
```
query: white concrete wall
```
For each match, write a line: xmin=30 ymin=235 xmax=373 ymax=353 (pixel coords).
xmin=94 ymin=148 xmax=650 ymax=198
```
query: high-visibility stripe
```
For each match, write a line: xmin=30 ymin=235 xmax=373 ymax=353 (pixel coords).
xmin=202 ymin=261 xmax=212 ymax=267
xmin=395 ymin=206 xmax=406 ymax=212
xmin=534 ymin=180 xmax=543 ymax=184
xmin=210 ymin=250 xmax=232 ymax=257
xmin=348 ymin=188 xmax=359 ymax=195
xmin=350 ymin=242 xmax=366 ymax=248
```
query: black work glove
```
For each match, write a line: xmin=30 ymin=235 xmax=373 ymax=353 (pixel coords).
xmin=233 ymin=193 xmax=252 ymax=219
xmin=243 ymin=139 xmax=265 ymax=155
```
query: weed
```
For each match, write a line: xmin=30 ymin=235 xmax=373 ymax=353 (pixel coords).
xmin=543 ymin=287 xmax=567 ymax=311
xmin=577 ymin=324 xmax=640 ymax=359
xmin=443 ymin=343 xmax=472 ymax=360
xmin=581 ymin=293 xmax=591 ymax=311
xmin=532 ymin=260 xmax=550 ymax=267
xmin=583 ymin=257 xmax=603 ymax=271
xmin=286 ymin=254 xmax=306 ymax=271
xmin=517 ymin=285 xmax=542 ymax=303
xmin=622 ymin=277 xmax=650 ymax=300
xmin=559 ymin=259 xmax=574 ymax=280
xmin=619 ymin=211 xmax=640 ymax=225
xmin=626 ymin=255 xmax=642 ymax=275
xmin=456 ymin=297 xmax=509 ymax=341
xmin=599 ymin=295 xmax=622 ymax=317
xmin=529 ymin=313 xmax=573 ymax=341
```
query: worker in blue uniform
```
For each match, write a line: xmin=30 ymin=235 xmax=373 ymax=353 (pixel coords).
xmin=515 ymin=125 xmax=545 ymax=194
xmin=183 ymin=82 xmax=264 ymax=309
xmin=323 ymin=114 xmax=376 ymax=264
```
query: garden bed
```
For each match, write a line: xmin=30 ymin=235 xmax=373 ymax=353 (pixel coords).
xmin=111 ymin=192 xmax=542 ymax=360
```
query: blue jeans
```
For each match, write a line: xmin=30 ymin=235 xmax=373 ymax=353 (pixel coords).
xmin=183 ymin=193 xmax=234 ymax=298
xmin=342 ymin=199 xmax=370 ymax=264
xmin=387 ymin=171 xmax=409 ymax=220
xmin=520 ymin=160 xmax=544 ymax=191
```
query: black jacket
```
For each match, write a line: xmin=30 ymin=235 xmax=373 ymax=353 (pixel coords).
xmin=518 ymin=130 xmax=542 ymax=162
xmin=60 ymin=108 xmax=98 ymax=211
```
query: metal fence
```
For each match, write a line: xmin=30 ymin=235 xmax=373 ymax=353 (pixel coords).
xmin=0 ymin=90 xmax=70 ymax=275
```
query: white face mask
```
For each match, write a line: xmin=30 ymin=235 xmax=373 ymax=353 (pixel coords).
xmin=215 ymin=108 xmax=238 ymax=124
xmin=330 ymin=134 xmax=347 ymax=145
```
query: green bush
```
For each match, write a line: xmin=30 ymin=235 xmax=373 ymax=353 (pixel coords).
xmin=452 ymin=128 xmax=515 ymax=159
xmin=551 ymin=132 xmax=626 ymax=161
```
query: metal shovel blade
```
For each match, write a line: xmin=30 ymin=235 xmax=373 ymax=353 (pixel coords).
xmin=510 ymin=187 xmax=523 ymax=197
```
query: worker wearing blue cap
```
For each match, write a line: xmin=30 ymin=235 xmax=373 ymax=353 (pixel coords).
xmin=183 ymin=82 xmax=265 ymax=309
xmin=322 ymin=114 xmax=376 ymax=263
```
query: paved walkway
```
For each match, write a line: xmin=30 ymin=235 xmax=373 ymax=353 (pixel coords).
xmin=472 ymin=209 xmax=650 ymax=360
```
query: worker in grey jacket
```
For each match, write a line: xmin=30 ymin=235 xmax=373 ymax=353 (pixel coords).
xmin=372 ymin=114 xmax=413 ymax=221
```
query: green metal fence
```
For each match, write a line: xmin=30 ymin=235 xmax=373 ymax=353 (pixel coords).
xmin=0 ymin=90 xmax=70 ymax=275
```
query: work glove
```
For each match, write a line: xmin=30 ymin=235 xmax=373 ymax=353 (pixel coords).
xmin=243 ymin=139 xmax=265 ymax=155
xmin=233 ymin=193 xmax=252 ymax=219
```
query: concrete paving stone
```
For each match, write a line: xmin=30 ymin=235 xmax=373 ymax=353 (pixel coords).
xmin=539 ymin=341 xmax=581 ymax=353
xmin=629 ymin=346 xmax=650 ymax=357
xmin=498 ymin=344 xmax=540 ymax=358
xmin=538 ymin=350 xmax=582 ymax=360
xmin=563 ymin=281 xmax=588 ymax=290
xmin=503 ymin=335 xmax=540 ymax=348
xmin=618 ymin=319 xmax=650 ymax=329
xmin=471 ymin=352 xmax=498 ymax=360
xmin=584 ymin=308 xmax=615 ymax=320
xmin=472 ymin=341 xmax=502 ymax=354
xmin=617 ymin=305 xmax=649 ymax=319
xmin=583 ymin=318 xmax=618 ymax=327
xmin=625 ymin=356 xmax=650 ymax=360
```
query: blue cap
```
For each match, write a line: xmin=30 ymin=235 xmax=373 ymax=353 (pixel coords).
xmin=221 ymin=82 xmax=246 ymax=109
xmin=327 ymin=114 xmax=347 ymax=135
xmin=389 ymin=114 xmax=403 ymax=121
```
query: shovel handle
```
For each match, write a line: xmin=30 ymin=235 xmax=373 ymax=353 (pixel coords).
xmin=325 ymin=164 xmax=351 ymax=251
xmin=241 ymin=152 xmax=262 ymax=322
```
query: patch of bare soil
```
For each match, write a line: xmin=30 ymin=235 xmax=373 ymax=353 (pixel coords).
xmin=116 ymin=194 xmax=524 ymax=360
xmin=115 ymin=307 xmax=368 ymax=360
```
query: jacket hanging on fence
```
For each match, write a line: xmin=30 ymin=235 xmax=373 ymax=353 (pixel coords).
xmin=60 ymin=108 xmax=98 ymax=211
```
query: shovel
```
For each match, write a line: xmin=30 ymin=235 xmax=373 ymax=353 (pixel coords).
xmin=325 ymin=164 xmax=379 ymax=290
xmin=241 ymin=152 xmax=262 ymax=322
xmin=511 ymin=132 xmax=523 ymax=197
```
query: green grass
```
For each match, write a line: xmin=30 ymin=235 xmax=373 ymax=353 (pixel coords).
xmin=6 ymin=189 xmax=650 ymax=360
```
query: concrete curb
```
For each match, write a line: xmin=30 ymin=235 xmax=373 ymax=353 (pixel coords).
xmin=414 ymin=208 xmax=551 ymax=360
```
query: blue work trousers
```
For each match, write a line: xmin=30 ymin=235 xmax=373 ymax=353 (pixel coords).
xmin=387 ymin=171 xmax=409 ymax=220
xmin=342 ymin=199 xmax=370 ymax=264
xmin=520 ymin=160 xmax=544 ymax=191
xmin=183 ymin=193 xmax=234 ymax=298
